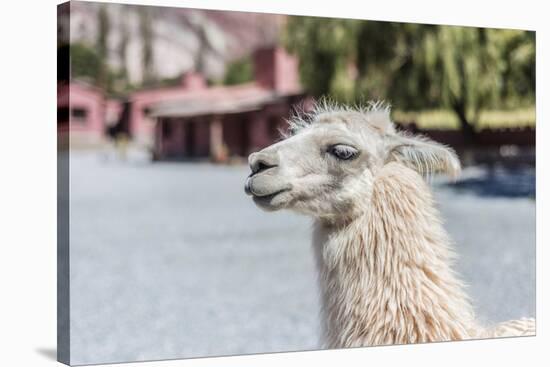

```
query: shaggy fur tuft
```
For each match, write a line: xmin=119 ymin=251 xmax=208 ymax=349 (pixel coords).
xmin=285 ymin=99 xmax=392 ymax=138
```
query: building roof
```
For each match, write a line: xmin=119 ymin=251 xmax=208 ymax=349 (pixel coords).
xmin=148 ymin=83 xmax=301 ymax=119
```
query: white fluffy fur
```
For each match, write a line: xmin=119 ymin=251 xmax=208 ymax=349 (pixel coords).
xmin=313 ymin=162 xmax=532 ymax=347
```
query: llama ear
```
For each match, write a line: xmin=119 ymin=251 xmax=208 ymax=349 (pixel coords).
xmin=386 ymin=134 xmax=461 ymax=179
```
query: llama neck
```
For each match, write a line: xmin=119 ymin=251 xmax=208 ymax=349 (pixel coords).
xmin=312 ymin=163 xmax=477 ymax=348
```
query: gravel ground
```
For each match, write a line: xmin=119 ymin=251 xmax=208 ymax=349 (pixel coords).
xmin=66 ymin=151 xmax=535 ymax=365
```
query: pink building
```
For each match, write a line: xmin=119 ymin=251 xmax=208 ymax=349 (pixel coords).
xmin=58 ymin=46 xmax=307 ymax=158
xmin=137 ymin=47 xmax=308 ymax=161
xmin=57 ymin=80 xmax=122 ymax=147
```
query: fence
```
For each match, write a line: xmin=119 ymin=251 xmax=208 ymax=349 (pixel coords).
xmin=396 ymin=123 xmax=536 ymax=167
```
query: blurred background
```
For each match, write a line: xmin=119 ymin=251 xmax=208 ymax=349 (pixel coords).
xmin=57 ymin=2 xmax=535 ymax=365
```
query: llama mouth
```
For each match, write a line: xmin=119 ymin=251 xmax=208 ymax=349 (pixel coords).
xmin=251 ymin=188 xmax=291 ymax=210
xmin=251 ymin=188 xmax=290 ymax=199
xmin=244 ymin=177 xmax=254 ymax=196
xmin=245 ymin=176 xmax=290 ymax=197
xmin=245 ymin=176 xmax=292 ymax=209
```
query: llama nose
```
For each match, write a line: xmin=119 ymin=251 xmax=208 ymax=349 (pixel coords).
xmin=248 ymin=152 xmax=278 ymax=175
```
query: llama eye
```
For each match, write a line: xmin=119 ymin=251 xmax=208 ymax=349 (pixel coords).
xmin=329 ymin=145 xmax=359 ymax=160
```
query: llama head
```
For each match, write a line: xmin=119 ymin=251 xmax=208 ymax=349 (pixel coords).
xmin=244 ymin=101 xmax=460 ymax=223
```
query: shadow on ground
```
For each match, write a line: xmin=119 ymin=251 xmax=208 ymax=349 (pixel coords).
xmin=36 ymin=348 xmax=57 ymax=361
xmin=446 ymin=166 xmax=535 ymax=198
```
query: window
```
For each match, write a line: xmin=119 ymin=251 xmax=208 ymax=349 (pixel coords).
xmin=71 ymin=108 xmax=88 ymax=124
xmin=72 ymin=108 xmax=87 ymax=119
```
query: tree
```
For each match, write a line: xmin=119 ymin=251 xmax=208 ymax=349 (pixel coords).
xmin=96 ymin=4 xmax=110 ymax=90
xmin=139 ymin=8 xmax=155 ymax=86
xmin=284 ymin=18 xmax=535 ymax=143
xmin=117 ymin=16 xmax=130 ymax=84
xmin=223 ymin=57 xmax=253 ymax=85
xmin=408 ymin=26 xmax=504 ymax=139
xmin=284 ymin=17 xmax=360 ymax=101
xmin=69 ymin=43 xmax=102 ymax=82
xmin=499 ymin=31 xmax=535 ymax=106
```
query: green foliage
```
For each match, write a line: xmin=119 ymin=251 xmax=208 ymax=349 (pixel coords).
xmin=284 ymin=17 xmax=360 ymax=101
xmin=69 ymin=42 xmax=133 ymax=97
xmin=284 ymin=17 xmax=535 ymax=133
xmin=70 ymin=43 xmax=102 ymax=81
xmin=499 ymin=31 xmax=535 ymax=105
xmin=223 ymin=57 xmax=253 ymax=85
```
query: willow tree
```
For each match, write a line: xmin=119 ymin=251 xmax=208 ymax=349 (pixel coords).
xmin=284 ymin=17 xmax=535 ymax=142
xmin=408 ymin=26 xmax=505 ymax=139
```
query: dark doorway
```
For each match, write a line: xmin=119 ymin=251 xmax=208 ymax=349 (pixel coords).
xmin=185 ymin=121 xmax=196 ymax=157
xmin=223 ymin=115 xmax=250 ymax=157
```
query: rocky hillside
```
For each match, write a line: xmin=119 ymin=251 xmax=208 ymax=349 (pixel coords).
xmin=61 ymin=2 xmax=286 ymax=84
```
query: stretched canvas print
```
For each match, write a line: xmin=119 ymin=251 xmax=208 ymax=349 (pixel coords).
xmin=57 ymin=1 xmax=536 ymax=365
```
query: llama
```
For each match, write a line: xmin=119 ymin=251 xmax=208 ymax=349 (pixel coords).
xmin=244 ymin=101 xmax=535 ymax=348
